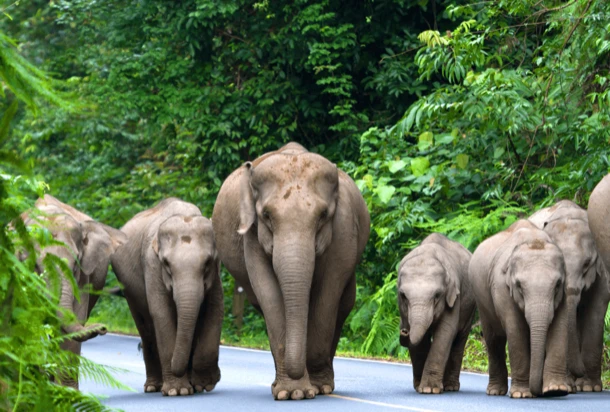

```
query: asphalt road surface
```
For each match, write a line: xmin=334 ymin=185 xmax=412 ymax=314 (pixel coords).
xmin=81 ymin=334 xmax=610 ymax=412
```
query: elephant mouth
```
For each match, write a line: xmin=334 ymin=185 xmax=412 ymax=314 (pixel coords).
xmin=400 ymin=329 xmax=409 ymax=338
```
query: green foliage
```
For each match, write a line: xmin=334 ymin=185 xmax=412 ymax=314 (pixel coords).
xmin=0 ymin=26 xmax=124 ymax=411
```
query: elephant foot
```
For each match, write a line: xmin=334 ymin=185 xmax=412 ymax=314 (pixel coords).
xmin=486 ymin=380 xmax=508 ymax=396
xmin=191 ymin=366 xmax=221 ymax=393
xmin=542 ymin=376 xmax=570 ymax=397
xmin=443 ymin=380 xmax=460 ymax=392
xmin=161 ymin=376 xmax=193 ymax=396
xmin=272 ymin=375 xmax=318 ymax=400
xmin=575 ymin=377 xmax=603 ymax=392
xmin=509 ymin=384 xmax=533 ymax=399
xmin=417 ymin=376 xmax=443 ymax=394
xmin=309 ymin=368 xmax=335 ymax=395
xmin=143 ymin=377 xmax=162 ymax=393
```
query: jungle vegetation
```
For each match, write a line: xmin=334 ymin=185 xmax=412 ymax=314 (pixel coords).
xmin=2 ymin=0 xmax=610 ymax=409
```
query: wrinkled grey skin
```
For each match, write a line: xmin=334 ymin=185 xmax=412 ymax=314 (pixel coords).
xmin=23 ymin=195 xmax=127 ymax=389
xmin=469 ymin=220 xmax=570 ymax=398
xmin=397 ymin=233 xmax=475 ymax=394
xmin=530 ymin=200 xmax=609 ymax=392
xmin=212 ymin=143 xmax=370 ymax=400
xmin=111 ymin=198 xmax=223 ymax=397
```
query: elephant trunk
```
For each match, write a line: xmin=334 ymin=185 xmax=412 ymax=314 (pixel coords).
xmin=273 ymin=233 xmax=315 ymax=380
xmin=526 ymin=304 xmax=553 ymax=396
xmin=566 ymin=294 xmax=585 ymax=378
xmin=171 ymin=281 xmax=204 ymax=377
xmin=407 ymin=304 xmax=433 ymax=346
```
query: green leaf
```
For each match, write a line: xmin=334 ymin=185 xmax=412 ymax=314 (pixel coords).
xmin=418 ymin=131 xmax=433 ymax=151
xmin=456 ymin=154 xmax=469 ymax=169
xmin=493 ymin=147 xmax=505 ymax=159
xmin=411 ymin=157 xmax=430 ymax=176
xmin=388 ymin=159 xmax=407 ymax=173
xmin=374 ymin=184 xmax=396 ymax=204
xmin=436 ymin=133 xmax=454 ymax=145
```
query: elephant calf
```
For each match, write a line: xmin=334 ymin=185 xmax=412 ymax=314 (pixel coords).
xmin=111 ymin=198 xmax=223 ymax=396
xmin=530 ymin=200 xmax=610 ymax=392
xmin=398 ymin=233 xmax=475 ymax=394
xmin=469 ymin=220 xmax=570 ymax=398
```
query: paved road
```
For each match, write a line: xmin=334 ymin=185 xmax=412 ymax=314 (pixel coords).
xmin=81 ymin=334 xmax=610 ymax=412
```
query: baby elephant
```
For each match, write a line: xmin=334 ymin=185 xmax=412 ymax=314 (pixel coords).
xmin=111 ymin=198 xmax=223 ymax=396
xmin=469 ymin=220 xmax=570 ymax=398
xmin=398 ymin=233 xmax=475 ymax=394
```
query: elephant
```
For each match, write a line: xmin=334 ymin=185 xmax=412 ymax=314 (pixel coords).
xmin=469 ymin=219 xmax=570 ymax=398
xmin=530 ymin=200 xmax=609 ymax=392
xmin=397 ymin=233 xmax=475 ymax=394
xmin=110 ymin=198 xmax=223 ymax=396
xmin=23 ymin=195 xmax=127 ymax=388
xmin=212 ymin=142 xmax=370 ymax=400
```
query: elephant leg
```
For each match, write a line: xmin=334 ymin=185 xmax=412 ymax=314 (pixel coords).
xmin=505 ymin=313 xmax=533 ymax=398
xmin=418 ymin=303 xmax=460 ymax=394
xmin=148 ymin=290 xmax=193 ymax=396
xmin=58 ymin=339 xmax=82 ymax=389
xmin=330 ymin=276 xmax=356 ymax=359
xmin=542 ymin=297 xmax=570 ymax=396
xmin=480 ymin=314 xmax=508 ymax=396
xmin=576 ymin=283 xmax=609 ymax=392
xmin=306 ymin=273 xmax=354 ymax=395
xmin=124 ymin=295 xmax=163 ymax=393
xmin=443 ymin=328 xmax=469 ymax=392
xmin=243 ymin=233 xmax=317 ymax=400
xmin=408 ymin=334 xmax=431 ymax=391
xmin=190 ymin=279 xmax=223 ymax=393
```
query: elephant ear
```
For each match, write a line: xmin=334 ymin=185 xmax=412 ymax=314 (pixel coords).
xmin=151 ymin=234 xmax=173 ymax=292
xmin=80 ymin=221 xmax=128 ymax=277
xmin=502 ymin=245 xmax=526 ymax=310
xmin=586 ymin=255 xmax=607 ymax=291
xmin=435 ymin=249 xmax=461 ymax=308
xmin=238 ymin=162 xmax=256 ymax=235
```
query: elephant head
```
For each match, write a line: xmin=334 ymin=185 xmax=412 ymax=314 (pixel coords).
xmin=152 ymin=214 xmax=218 ymax=377
xmin=537 ymin=208 xmax=600 ymax=378
xmin=501 ymin=234 xmax=566 ymax=395
xmin=397 ymin=244 xmax=460 ymax=346
xmin=237 ymin=144 xmax=339 ymax=380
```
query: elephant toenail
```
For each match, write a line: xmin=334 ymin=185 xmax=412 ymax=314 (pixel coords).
xmin=291 ymin=390 xmax=304 ymax=400
xmin=277 ymin=390 xmax=289 ymax=400
xmin=168 ymin=389 xmax=177 ymax=396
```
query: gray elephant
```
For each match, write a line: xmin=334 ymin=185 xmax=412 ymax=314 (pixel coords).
xmin=212 ymin=142 xmax=370 ymax=400
xmin=398 ymin=233 xmax=475 ymax=394
xmin=111 ymin=198 xmax=223 ymax=396
xmin=23 ymin=195 xmax=127 ymax=388
xmin=469 ymin=220 xmax=570 ymax=398
xmin=530 ymin=200 xmax=609 ymax=392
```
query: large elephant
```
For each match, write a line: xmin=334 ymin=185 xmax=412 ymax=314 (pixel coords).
xmin=23 ymin=195 xmax=127 ymax=388
xmin=530 ymin=200 xmax=609 ymax=392
xmin=397 ymin=233 xmax=475 ymax=394
xmin=469 ymin=220 xmax=570 ymax=398
xmin=111 ymin=198 xmax=223 ymax=396
xmin=212 ymin=142 xmax=370 ymax=400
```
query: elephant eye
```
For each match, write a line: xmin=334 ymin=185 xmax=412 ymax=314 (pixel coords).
xmin=583 ymin=259 xmax=591 ymax=269
xmin=515 ymin=280 xmax=521 ymax=290
xmin=262 ymin=210 xmax=271 ymax=220
xmin=320 ymin=209 xmax=328 ymax=220
xmin=399 ymin=291 xmax=407 ymax=301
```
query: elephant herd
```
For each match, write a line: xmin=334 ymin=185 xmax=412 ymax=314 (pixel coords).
xmin=19 ymin=141 xmax=610 ymax=403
